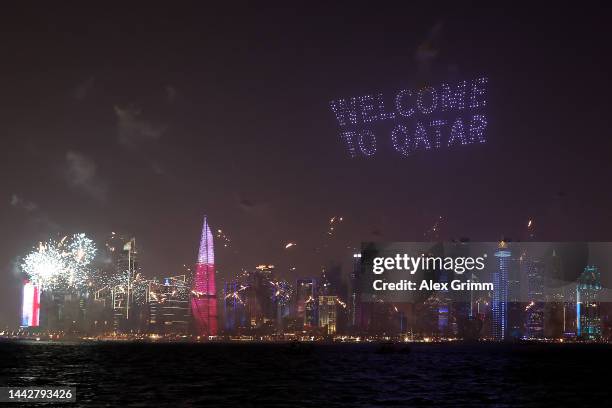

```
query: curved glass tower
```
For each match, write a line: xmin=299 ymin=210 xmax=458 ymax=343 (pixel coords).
xmin=190 ymin=215 xmax=218 ymax=336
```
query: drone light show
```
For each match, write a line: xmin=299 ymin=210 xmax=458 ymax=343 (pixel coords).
xmin=329 ymin=77 xmax=488 ymax=158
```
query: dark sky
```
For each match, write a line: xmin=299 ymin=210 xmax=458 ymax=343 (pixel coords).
xmin=1 ymin=3 xmax=612 ymax=326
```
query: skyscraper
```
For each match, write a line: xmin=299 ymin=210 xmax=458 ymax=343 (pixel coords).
xmin=525 ymin=259 xmax=545 ymax=339
xmin=349 ymin=253 xmax=361 ymax=328
xmin=191 ymin=216 xmax=218 ymax=336
xmin=223 ymin=281 xmax=246 ymax=333
xmin=492 ymin=241 xmax=510 ymax=341
xmin=576 ymin=265 xmax=602 ymax=340
xmin=296 ymin=278 xmax=317 ymax=328
xmin=102 ymin=233 xmax=140 ymax=332
xmin=318 ymin=295 xmax=338 ymax=335
xmin=21 ymin=280 xmax=40 ymax=327
xmin=149 ymin=275 xmax=191 ymax=335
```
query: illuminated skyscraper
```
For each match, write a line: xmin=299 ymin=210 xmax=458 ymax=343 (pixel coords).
xmin=270 ymin=279 xmax=293 ymax=332
xmin=21 ymin=280 xmax=40 ymax=327
xmin=100 ymin=233 xmax=140 ymax=332
xmin=349 ymin=253 xmax=361 ymax=328
xmin=318 ymin=295 xmax=338 ymax=335
xmin=191 ymin=216 xmax=218 ymax=336
xmin=149 ymin=275 xmax=191 ymax=334
xmin=525 ymin=259 xmax=545 ymax=339
xmin=223 ymin=281 xmax=247 ymax=333
xmin=492 ymin=242 xmax=510 ymax=341
xmin=296 ymin=278 xmax=318 ymax=328
xmin=507 ymin=257 xmax=523 ymax=339
xmin=576 ymin=265 xmax=602 ymax=340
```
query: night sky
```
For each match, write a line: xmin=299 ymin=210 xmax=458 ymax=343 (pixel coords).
xmin=1 ymin=4 xmax=611 ymax=326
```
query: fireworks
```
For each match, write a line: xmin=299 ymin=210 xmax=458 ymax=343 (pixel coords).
xmin=148 ymin=276 xmax=190 ymax=305
xmin=424 ymin=215 xmax=444 ymax=240
xmin=130 ymin=274 xmax=150 ymax=305
xmin=21 ymin=233 xmax=97 ymax=291
xmin=21 ymin=242 xmax=64 ymax=289
xmin=216 ymin=228 xmax=231 ymax=248
xmin=269 ymin=279 xmax=293 ymax=305
xmin=526 ymin=219 xmax=536 ymax=240
xmin=327 ymin=216 xmax=344 ymax=236
xmin=71 ymin=233 xmax=96 ymax=263
xmin=224 ymin=284 xmax=249 ymax=305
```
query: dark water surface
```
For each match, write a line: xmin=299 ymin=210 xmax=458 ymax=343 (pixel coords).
xmin=0 ymin=342 xmax=609 ymax=407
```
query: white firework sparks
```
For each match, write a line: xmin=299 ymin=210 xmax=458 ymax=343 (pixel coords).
xmin=67 ymin=233 xmax=96 ymax=287
xmin=215 ymin=228 xmax=231 ymax=248
xmin=21 ymin=234 xmax=97 ymax=291
xmin=21 ymin=242 xmax=65 ymax=289
xmin=327 ymin=216 xmax=344 ymax=236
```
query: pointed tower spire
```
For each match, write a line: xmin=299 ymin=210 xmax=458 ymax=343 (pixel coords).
xmin=197 ymin=215 xmax=215 ymax=265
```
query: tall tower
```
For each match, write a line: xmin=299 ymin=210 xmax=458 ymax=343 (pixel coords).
xmin=576 ymin=265 xmax=602 ymax=340
xmin=492 ymin=241 xmax=510 ymax=341
xmin=191 ymin=216 xmax=218 ymax=336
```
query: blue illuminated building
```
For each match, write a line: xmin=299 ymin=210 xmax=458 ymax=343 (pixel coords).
xmin=223 ymin=281 xmax=247 ymax=333
xmin=492 ymin=242 xmax=511 ymax=341
xmin=437 ymin=268 xmax=450 ymax=334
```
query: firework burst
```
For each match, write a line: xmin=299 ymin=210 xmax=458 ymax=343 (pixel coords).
xmin=327 ymin=216 xmax=344 ymax=236
xmin=21 ymin=234 xmax=97 ymax=291
xmin=215 ymin=228 xmax=231 ymax=248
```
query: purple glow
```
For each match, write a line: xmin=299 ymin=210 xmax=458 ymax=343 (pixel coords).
xmin=198 ymin=216 xmax=214 ymax=265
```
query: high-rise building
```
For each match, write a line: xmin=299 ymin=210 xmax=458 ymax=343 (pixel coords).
xmin=447 ymin=240 xmax=474 ymax=339
xmin=21 ymin=280 xmax=40 ymax=327
xmin=222 ymin=266 xmax=291 ymax=333
xmin=507 ymin=257 xmax=523 ymax=340
xmin=349 ymin=253 xmax=361 ymax=328
xmin=223 ymin=281 xmax=250 ymax=333
xmin=492 ymin=242 xmax=511 ymax=340
xmin=241 ymin=266 xmax=273 ymax=329
xmin=296 ymin=278 xmax=317 ymax=328
xmin=101 ymin=234 xmax=140 ymax=332
xmin=270 ymin=279 xmax=293 ymax=333
xmin=318 ymin=295 xmax=338 ymax=335
xmin=543 ymin=249 xmax=566 ymax=338
xmin=149 ymin=275 xmax=191 ymax=334
xmin=350 ymin=252 xmax=376 ymax=333
xmin=577 ymin=265 xmax=602 ymax=340
xmin=36 ymin=286 xmax=92 ymax=334
xmin=191 ymin=216 xmax=218 ymax=336
xmin=525 ymin=259 xmax=545 ymax=339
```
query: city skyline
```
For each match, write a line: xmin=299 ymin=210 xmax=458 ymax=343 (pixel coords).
xmin=3 ymin=4 xmax=612 ymax=407
xmin=12 ymin=223 xmax=611 ymax=343
xmin=2 ymin=4 xmax=612 ymax=329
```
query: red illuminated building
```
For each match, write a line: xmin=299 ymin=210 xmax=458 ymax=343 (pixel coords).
xmin=190 ymin=215 xmax=218 ymax=336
